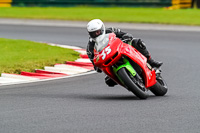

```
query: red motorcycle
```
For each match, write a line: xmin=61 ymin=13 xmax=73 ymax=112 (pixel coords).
xmin=93 ymin=33 xmax=168 ymax=99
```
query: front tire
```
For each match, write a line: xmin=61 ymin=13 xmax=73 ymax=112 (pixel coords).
xmin=150 ymin=76 xmax=168 ymax=96
xmin=117 ymin=68 xmax=149 ymax=99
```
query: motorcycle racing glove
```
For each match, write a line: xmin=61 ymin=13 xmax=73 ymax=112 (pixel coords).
xmin=121 ymin=33 xmax=133 ymax=41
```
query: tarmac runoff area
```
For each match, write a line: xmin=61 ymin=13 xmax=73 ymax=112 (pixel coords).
xmin=0 ymin=18 xmax=200 ymax=86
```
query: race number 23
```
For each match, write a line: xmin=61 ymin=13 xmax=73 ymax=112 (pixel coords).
xmin=101 ymin=46 xmax=111 ymax=60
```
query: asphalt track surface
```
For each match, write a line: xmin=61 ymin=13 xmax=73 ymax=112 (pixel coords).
xmin=0 ymin=23 xmax=200 ymax=133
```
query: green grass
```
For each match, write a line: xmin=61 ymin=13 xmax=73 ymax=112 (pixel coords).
xmin=0 ymin=38 xmax=79 ymax=75
xmin=0 ymin=7 xmax=200 ymax=25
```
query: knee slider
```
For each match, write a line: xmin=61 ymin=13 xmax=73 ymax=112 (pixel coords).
xmin=105 ymin=76 xmax=117 ymax=87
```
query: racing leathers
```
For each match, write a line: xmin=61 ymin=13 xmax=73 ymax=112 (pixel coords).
xmin=86 ymin=27 xmax=162 ymax=87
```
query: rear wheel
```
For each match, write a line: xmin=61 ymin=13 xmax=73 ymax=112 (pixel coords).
xmin=150 ymin=76 xmax=168 ymax=96
xmin=117 ymin=67 xmax=149 ymax=99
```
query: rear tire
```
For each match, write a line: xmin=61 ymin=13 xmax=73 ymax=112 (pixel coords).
xmin=150 ymin=76 xmax=168 ymax=96
xmin=117 ymin=68 xmax=149 ymax=99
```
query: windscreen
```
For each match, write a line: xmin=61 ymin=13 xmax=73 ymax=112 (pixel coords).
xmin=94 ymin=34 xmax=110 ymax=52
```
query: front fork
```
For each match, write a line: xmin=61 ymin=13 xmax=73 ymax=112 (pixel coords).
xmin=112 ymin=58 xmax=137 ymax=84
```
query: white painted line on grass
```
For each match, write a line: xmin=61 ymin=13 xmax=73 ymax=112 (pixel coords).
xmin=54 ymin=64 xmax=89 ymax=71
xmin=75 ymin=58 xmax=91 ymax=63
xmin=0 ymin=71 xmax=96 ymax=87
xmin=0 ymin=77 xmax=26 ymax=84
xmin=1 ymin=73 xmax=39 ymax=81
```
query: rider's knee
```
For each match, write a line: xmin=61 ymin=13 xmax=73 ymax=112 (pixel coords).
xmin=105 ymin=76 xmax=117 ymax=87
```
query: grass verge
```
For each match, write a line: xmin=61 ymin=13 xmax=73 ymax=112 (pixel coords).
xmin=0 ymin=38 xmax=80 ymax=75
xmin=0 ymin=7 xmax=200 ymax=25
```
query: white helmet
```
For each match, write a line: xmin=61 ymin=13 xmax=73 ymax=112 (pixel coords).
xmin=87 ymin=19 xmax=105 ymax=41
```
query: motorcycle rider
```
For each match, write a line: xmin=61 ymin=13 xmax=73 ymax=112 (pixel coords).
xmin=86 ymin=19 xmax=162 ymax=87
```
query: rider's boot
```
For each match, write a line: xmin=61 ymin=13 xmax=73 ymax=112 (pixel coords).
xmin=147 ymin=57 xmax=163 ymax=68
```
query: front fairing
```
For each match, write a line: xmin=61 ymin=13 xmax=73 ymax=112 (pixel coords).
xmin=94 ymin=33 xmax=121 ymax=68
xmin=93 ymin=33 xmax=156 ymax=88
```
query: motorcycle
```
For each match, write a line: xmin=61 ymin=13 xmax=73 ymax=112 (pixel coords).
xmin=93 ymin=33 xmax=168 ymax=99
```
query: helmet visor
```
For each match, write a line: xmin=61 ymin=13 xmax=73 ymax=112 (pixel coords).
xmin=89 ymin=30 xmax=102 ymax=38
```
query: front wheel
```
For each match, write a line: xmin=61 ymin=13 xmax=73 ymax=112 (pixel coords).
xmin=150 ymin=76 xmax=168 ymax=96
xmin=117 ymin=68 xmax=149 ymax=99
